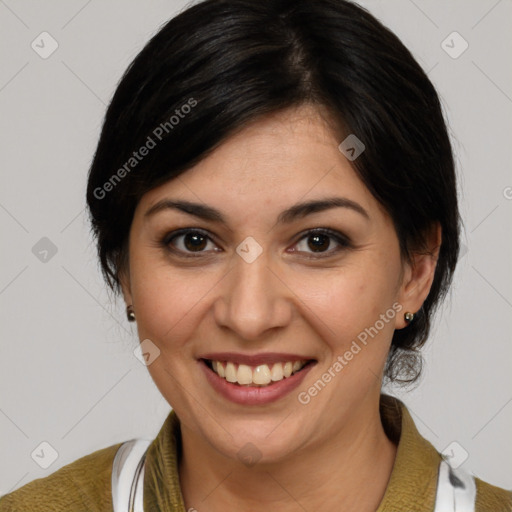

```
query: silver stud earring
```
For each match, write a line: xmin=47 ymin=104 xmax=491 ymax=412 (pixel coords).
xmin=127 ymin=305 xmax=136 ymax=322
xmin=404 ymin=311 xmax=415 ymax=323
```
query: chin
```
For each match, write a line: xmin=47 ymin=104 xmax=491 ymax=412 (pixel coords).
xmin=204 ymin=416 xmax=310 ymax=466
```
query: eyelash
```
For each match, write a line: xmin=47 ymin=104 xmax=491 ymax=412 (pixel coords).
xmin=160 ymin=227 xmax=352 ymax=259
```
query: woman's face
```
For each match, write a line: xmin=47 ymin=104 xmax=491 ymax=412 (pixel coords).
xmin=123 ymin=104 xmax=426 ymax=463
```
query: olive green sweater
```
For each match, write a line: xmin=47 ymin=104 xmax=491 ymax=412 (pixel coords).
xmin=1 ymin=395 xmax=510 ymax=511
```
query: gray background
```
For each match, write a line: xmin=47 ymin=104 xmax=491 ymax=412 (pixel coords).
xmin=1 ymin=0 xmax=511 ymax=495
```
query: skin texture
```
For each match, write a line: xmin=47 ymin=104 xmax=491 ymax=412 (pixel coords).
xmin=121 ymin=104 xmax=441 ymax=512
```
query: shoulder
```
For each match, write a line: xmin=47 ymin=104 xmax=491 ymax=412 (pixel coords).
xmin=475 ymin=476 xmax=512 ymax=512
xmin=0 ymin=442 xmax=123 ymax=512
xmin=379 ymin=395 xmax=512 ymax=511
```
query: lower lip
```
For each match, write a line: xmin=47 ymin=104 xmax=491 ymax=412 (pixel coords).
xmin=199 ymin=360 xmax=315 ymax=406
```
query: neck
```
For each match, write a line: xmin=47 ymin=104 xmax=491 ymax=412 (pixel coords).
xmin=178 ymin=397 xmax=397 ymax=512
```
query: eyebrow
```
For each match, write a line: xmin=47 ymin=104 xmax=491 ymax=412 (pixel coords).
xmin=144 ymin=196 xmax=370 ymax=224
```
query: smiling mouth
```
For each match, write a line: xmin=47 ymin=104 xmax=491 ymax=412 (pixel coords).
xmin=202 ymin=358 xmax=316 ymax=387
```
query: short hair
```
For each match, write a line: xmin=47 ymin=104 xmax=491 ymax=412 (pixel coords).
xmin=86 ymin=0 xmax=461 ymax=385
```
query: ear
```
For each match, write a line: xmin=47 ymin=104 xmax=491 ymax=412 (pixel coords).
xmin=118 ymin=266 xmax=133 ymax=308
xmin=395 ymin=223 xmax=442 ymax=329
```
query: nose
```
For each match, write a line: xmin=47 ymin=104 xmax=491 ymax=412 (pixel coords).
xmin=213 ymin=248 xmax=293 ymax=341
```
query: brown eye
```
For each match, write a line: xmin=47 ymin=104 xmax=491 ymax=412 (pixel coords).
xmin=306 ymin=233 xmax=331 ymax=252
xmin=183 ymin=232 xmax=208 ymax=251
xmin=164 ymin=229 xmax=218 ymax=255
xmin=292 ymin=228 xmax=350 ymax=257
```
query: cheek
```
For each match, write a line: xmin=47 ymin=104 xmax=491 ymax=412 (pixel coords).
xmin=288 ymin=256 xmax=401 ymax=353
xmin=130 ymin=261 xmax=217 ymax=351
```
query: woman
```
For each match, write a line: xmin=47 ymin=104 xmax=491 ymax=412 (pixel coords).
xmin=1 ymin=0 xmax=510 ymax=510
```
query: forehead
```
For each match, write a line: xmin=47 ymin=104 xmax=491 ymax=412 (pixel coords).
xmin=137 ymin=104 xmax=377 ymax=220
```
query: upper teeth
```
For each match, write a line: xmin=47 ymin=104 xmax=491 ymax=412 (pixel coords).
xmin=210 ymin=360 xmax=307 ymax=386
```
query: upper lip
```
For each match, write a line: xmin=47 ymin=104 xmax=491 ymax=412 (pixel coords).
xmin=198 ymin=352 xmax=316 ymax=366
